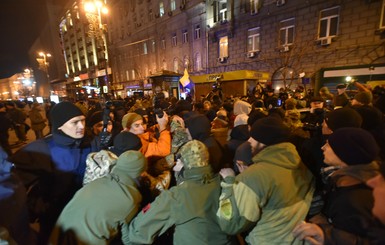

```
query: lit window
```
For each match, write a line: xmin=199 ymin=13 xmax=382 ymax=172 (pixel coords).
xmin=318 ymin=6 xmax=340 ymax=39
xmin=173 ymin=58 xmax=179 ymax=73
xmin=152 ymin=40 xmax=156 ymax=53
xmin=161 ymin=39 xmax=166 ymax=49
xmin=213 ymin=0 xmax=227 ymax=23
xmin=247 ymin=27 xmax=260 ymax=52
xmin=380 ymin=0 xmax=385 ymax=29
xmin=171 ymin=0 xmax=176 ymax=11
xmin=195 ymin=52 xmax=201 ymax=71
xmin=219 ymin=36 xmax=228 ymax=58
xmin=160 ymin=2 xmax=165 ymax=17
xmin=194 ymin=25 xmax=201 ymax=39
xmin=250 ymin=0 xmax=262 ymax=15
xmin=131 ymin=69 xmax=135 ymax=80
xmin=172 ymin=34 xmax=177 ymax=47
xmin=143 ymin=42 xmax=148 ymax=55
xmin=279 ymin=18 xmax=295 ymax=46
xmin=182 ymin=30 xmax=188 ymax=43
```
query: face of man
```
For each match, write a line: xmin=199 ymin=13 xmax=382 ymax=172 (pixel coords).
xmin=367 ymin=174 xmax=385 ymax=225
xmin=322 ymin=119 xmax=333 ymax=135
xmin=129 ymin=119 xmax=145 ymax=135
xmin=321 ymin=141 xmax=346 ymax=167
xmin=92 ymin=121 xmax=113 ymax=135
xmin=58 ymin=115 xmax=86 ymax=139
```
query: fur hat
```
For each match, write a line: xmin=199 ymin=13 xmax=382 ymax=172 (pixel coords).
xmin=353 ymin=92 xmax=373 ymax=105
xmin=111 ymin=150 xmax=147 ymax=178
xmin=328 ymin=127 xmax=380 ymax=165
xmin=178 ymin=140 xmax=209 ymax=169
xmin=110 ymin=131 xmax=142 ymax=156
xmin=122 ymin=113 xmax=142 ymax=129
xmin=50 ymin=101 xmax=84 ymax=130
xmin=325 ymin=107 xmax=362 ymax=132
xmin=250 ymin=116 xmax=290 ymax=146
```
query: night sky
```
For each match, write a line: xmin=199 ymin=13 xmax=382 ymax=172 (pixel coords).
xmin=0 ymin=0 xmax=48 ymax=78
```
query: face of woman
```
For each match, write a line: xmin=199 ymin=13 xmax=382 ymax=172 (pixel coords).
xmin=129 ymin=119 xmax=145 ymax=135
xmin=367 ymin=174 xmax=385 ymax=225
xmin=321 ymin=141 xmax=346 ymax=167
xmin=58 ymin=115 xmax=86 ymax=139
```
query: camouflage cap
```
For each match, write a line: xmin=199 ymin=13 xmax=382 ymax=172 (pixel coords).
xmin=178 ymin=140 xmax=209 ymax=169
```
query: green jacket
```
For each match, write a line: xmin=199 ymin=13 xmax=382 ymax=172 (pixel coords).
xmin=217 ymin=142 xmax=315 ymax=245
xmin=122 ymin=165 xmax=235 ymax=245
xmin=51 ymin=171 xmax=142 ymax=245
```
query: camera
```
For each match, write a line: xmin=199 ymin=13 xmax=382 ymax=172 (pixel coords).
xmin=153 ymin=108 xmax=164 ymax=119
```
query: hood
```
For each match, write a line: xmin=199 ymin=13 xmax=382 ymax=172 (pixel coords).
xmin=252 ymin=142 xmax=301 ymax=169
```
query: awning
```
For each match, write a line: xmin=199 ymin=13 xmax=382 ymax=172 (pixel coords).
xmin=190 ymin=70 xmax=270 ymax=83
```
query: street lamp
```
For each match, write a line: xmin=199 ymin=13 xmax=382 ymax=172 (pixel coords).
xmin=84 ymin=0 xmax=110 ymax=98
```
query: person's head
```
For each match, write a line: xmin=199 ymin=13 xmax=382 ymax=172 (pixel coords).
xmin=203 ymin=100 xmax=212 ymax=111
xmin=322 ymin=127 xmax=380 ymax=167
xmin=310 ymin=96 xmax=324 ymax=110
xmin=336 ymin=83 xmax=347 ymax=95
xmin=351 ymin=91 xmax=373 ymax=106
xmin=173 ymin=140 xmax=209 ymax=172
xmin=0 ymin=102 xmax=5 ymax=112
xmin=111 ymin=150 xmax=147 ymax=179
xmin=319 ymin=86 xmax=331 ymax=96
xmin=184 ymin=114 xmax=211 ymax=141
xmin=121 ymin=112 xmax=144 ymax=135
xmin=50 ymin=101 xmax=85 ymax=138
xmin=110 ymin=131 xmax=142 ymax=156
xmin=322 ymin=107 xmax=362 ymax=135
xmin=366 ymin=162 xmax=385 ymax=224
xmin=88 ymin=111 xmax=113 ymax=136
xmin=5 ymin=101 xmax=15 ymax=109
xmin=248 ymin=115 xmax=290 ymax=154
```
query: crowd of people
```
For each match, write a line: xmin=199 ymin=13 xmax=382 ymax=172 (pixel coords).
xmin=0 ymin=81 xmax=385 ymax=245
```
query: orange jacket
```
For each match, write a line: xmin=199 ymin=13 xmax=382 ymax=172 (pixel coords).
xmin=138 ymin=129 xmax=171 ymax=158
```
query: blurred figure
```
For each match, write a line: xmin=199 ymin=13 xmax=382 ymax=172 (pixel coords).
xmin=29 ymin=102 xmax=47 ymax=140
xmin=6 ymin=101 xmax=27 ymax=144
xmin=333 ymin=83 xmax=350 ymax=108
xmin=0 ymin=103 xmax=12 ymax=155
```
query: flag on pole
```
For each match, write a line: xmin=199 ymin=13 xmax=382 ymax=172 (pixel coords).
xmin=179 ymin=68 xmax=190 ymax=87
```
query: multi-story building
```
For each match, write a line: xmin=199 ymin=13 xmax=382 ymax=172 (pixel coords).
xmin=106 ymin=0 xmax=385 ymax=99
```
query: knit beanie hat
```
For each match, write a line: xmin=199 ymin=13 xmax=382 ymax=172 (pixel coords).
xmin=50 ymin=101 xmax=84 ymax=130
xmin=353 ymin=91 xmax=373 ymax=105
xmin=122 ymin=113 xmax=142 ymax=129
xmin=110 ymin=131 xmax=142 ymax=156
xmin=247 ymin=110 xmax=266 ymax=127
xmin=328 ymin=127 xmax=380 ymax=165
xmin=185 ymin=114 xmax=211 ymax=141
xmin=88 ymin=111 xmax=103 ymax=128
xmin=250 ymin=116 xmax=290 ymax=146
xmin=325 ymin=107 xmax=362 ymax=132
xmin=178 ymin=140 xmax=209 ymax=169
xmin=111 ymin=150 xmax=147 ymax=178
xmin=234 ymin=141 xmax=253 ymax=165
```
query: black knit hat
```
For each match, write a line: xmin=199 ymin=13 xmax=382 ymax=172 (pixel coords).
xmin=88 ymin=111 xmax=103 ymax=128
xmin=110 ymin=131 xmax=142 ymax=156
xmin=328 ymin=127 xmax=380 ymax=165
xmin=250 ymin=116 xmax=290 ymax=146
xmin=234 ymin=141 xmax=253 ymax=165
xmin=50 ymin=101 xmax=84 ymax=130
xmin=325 ymin=107 xmax=362 ymax=132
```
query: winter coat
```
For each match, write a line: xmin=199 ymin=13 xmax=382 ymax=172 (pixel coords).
xmin=139 ymin=129 xmax=171 ymax=158
xmin=51 ymin=169 xmax=142 ymax=245
xmin=217 ymin=142 xmax=315 ymax=244
xmin=121 ymin=165 xmax=235 ymax=245
xmin=29 ymin=107 xmax=46 ymax=131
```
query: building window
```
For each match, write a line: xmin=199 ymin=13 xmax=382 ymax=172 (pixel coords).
xmin=161 ymin=39 xmax=166 ymax=49
xmin=213 ymin=0 xmax=227 ymax=23
xmin=194 ymin=52 xmax=201 ymax=71
xmin=250 ymin=0 xmax=262 ymax=15
xmin=149 ymin=9 xmax=154 ymax=21
xmin=247 ymin=27 xmax=260 ymax=52
xmin=151 ymin=40 xmax=156 ymax=53
xmin=143 ymin=42 xmax=148 ymax=54
xmin=194 ymin=25 xmax=201 ymax=39
xmin=318 ymin=6 xmax=340 ymax=39
xmin=380 ymin=0 xmax=385 ymax=29
xmin=172 ymin=33 xmax=177 ymax=47
xmin=160 ymin=2 xmax=165 ymax=17
xmin=131 ymin=69 xmax=135 ymax=80
xmin=279 ymin=18 xmax=295 ymax=46
xmin=171 ymin=0 xmax=176 ymax=11
xmin=173 ymin=58 xmax=179 ymax=73
xmin=182 ymin=30 xmax=188 ymax=43
xmin=219 ymin=36 xmax=228 ymax=58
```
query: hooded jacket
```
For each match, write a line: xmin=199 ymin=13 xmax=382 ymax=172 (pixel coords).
xmin=217 ymin=142 xmax=315 ymax=244
xmin=122 ymin=165 xmax=235 ymax=245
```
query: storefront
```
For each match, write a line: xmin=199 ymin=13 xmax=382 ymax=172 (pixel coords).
xmin=190 ymin=70 xmax=270 ymax=100
xmin=148 ymin=70 xmax=182 ymax=99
